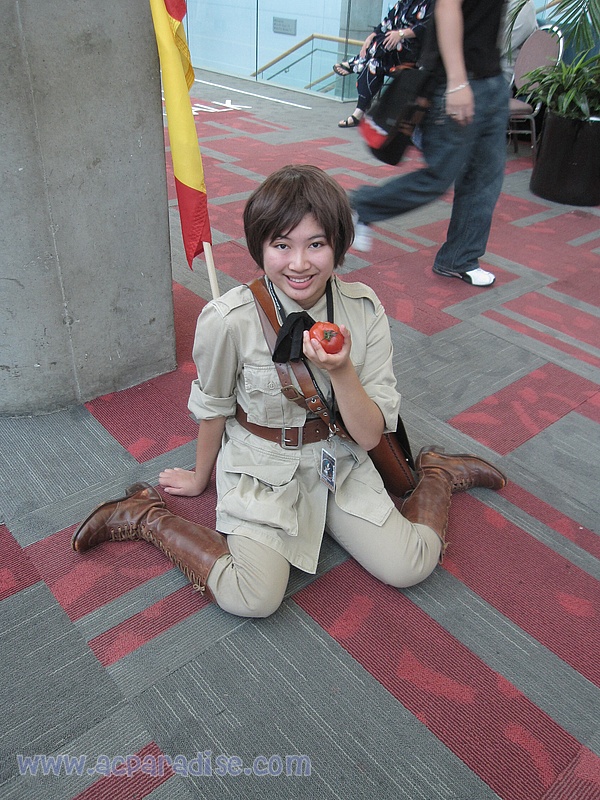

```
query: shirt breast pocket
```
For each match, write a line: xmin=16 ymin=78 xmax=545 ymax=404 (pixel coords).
xmin=243 ymin=363 xmax=305 ymax=427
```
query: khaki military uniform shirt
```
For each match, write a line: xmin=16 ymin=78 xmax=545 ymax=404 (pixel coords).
xmin=188 ymin=275 xmax=400 ymax=573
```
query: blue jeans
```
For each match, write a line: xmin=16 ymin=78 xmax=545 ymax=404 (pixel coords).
xmin=351 ymin=74 xmax=509 ymax=274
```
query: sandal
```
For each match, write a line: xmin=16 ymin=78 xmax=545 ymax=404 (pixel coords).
xmin=338 ymin=114 xmax=361 ymax=128
xmin=333 ymin=62 xmax=352 ymax=77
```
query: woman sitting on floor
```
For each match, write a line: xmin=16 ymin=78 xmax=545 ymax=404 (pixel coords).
xmin=334 ymin=0 xmax=434 ymax=128
xmin=71 ymin=164 xmax=506 ymax=619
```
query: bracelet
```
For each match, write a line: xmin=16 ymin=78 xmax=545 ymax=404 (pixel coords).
xmin=445 ymin=82 xmax=469 ymax=95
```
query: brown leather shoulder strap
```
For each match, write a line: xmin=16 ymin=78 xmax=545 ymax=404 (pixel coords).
xmin=248 ymin=277 xmax=280 ymax=338
xmin=247 ymin=278 xmax=350 ymax=439
xmin=248 ymin=278 xmax=306 ymax=405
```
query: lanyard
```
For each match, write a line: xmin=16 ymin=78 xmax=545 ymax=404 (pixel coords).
xmin=266 ymin=278 xmax=339 ymax=432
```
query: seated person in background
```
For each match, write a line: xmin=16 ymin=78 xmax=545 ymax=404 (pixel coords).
xmin=500 ymin=0 xmax=538 ymax=84
xmin=333 ymin=1 xmax=434 ymax=127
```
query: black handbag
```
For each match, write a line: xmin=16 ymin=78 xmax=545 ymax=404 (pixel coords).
xmin=360 ymin=66 xmax=437 ymax=165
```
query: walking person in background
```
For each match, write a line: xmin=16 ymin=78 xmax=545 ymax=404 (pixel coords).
xmin=351 ymin=0 xmax=510 ymax=288
xmin=334 ymin=1 xmax=434 ymax=128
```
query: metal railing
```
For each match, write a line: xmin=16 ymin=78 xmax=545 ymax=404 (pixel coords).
xmin=251 ymin=33 xmax=363 ymax=97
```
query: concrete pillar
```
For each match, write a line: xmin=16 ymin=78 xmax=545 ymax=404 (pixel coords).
xmin=1 ymin=0 xmax=176 ymax=415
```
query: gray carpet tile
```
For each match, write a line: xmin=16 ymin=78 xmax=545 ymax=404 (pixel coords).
xmin=393 ymin=322 xmax=546 ymax=420
xmin=404 ymin=570 xmax=600 ymax=751
xmin=0 ymin=405 xmax=138 ymax=524
xmin=106 ymin=536 xmax=349 ymax=700
xmin=146 ymin=780 xmax=199 ymax=799
xmin=0 ymin=583 xmax=126 ymax=785
xmin=107 ymin=604 xmax=250 ymax=699
xmin=498 ymin=453 xmax=597 ymax=533
xmin=131 ymin=602 xmax=501 ymax=800
xmin=2 ymin=704 xmax=155 ymax=799
xmin=6 ymin=440 xmax=198 ymax=546
xmin=473 ymin=313 xmax=600 ymax=386
xmin=508 ymin=412 xmax=600 ymax=518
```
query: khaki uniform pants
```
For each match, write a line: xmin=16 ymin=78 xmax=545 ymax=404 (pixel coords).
xmin=207 ymin=503 xmax=442 ymax=618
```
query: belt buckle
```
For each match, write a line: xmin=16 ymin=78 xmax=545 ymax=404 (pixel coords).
xmin=281 ymin=426 xmax=302 ymax=449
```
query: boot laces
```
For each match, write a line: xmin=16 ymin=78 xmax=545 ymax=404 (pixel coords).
xmin=109 ymin=524 xmax=141 ymax=542
xmin=138 ymin=524 xmax=207 ymax=595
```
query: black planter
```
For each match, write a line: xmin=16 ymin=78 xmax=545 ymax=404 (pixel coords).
xmin=530 ymin=111 xmax=600 ymax=206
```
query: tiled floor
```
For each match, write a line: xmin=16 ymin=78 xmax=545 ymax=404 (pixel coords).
xmin=1 ymin=70 xmax=599 ymax=800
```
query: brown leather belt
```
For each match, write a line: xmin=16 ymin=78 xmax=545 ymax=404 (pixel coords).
xmin=235 ymin=406 xmax=330 ymax=449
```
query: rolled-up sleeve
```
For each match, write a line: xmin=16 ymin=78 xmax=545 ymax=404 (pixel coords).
xmin=187 ymin=301 xmax=239 ymax=421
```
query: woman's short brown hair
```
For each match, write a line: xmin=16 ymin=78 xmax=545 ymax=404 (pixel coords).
xmin=243 ymin=165 xmax=354 ymax=269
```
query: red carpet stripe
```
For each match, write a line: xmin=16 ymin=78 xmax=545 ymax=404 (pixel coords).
xmin=295 ymin=559 xmax=588 ymax=800
xmin=89 ymin=584 xmax=207 ymax=666
xmin=540 ymin=748 xmax=600 ymax=799
xmin=500 ymin=482 xmax=600 ymax=559
xmin=26 ymin=528 xmax=172 ymax=622
xmin=26 ymin=487 xmax=218 ymax=622
xmin=448 ymin=363 xmax=598 ymax=454
xmin=72 ymin=742 xmax=173 ymax=799
xmin=576 ymin=392 xmax=600 ymax=423
xmin=444 ymin=494 xmax=600 ymax=686
xmin=500 ymin=293 xmax=600 ymax=350
xmin=85 ymin=381 xmax=197 ymax=463
xmin=350 ymin=258 xmax=465 ymax=334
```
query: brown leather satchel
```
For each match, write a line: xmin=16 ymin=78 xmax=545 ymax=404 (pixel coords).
xmin=368 ymin=418 xmax=416 ymax=497
xmin=248 ymin=277 xmax=416 ymax=497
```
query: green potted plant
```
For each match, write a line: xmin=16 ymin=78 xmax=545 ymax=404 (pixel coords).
xmin=509 ymin=0 xmax=600 ymax=205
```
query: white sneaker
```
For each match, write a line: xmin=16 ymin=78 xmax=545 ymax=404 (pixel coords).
xmin=433 ymin=264 xmax=496 ymax=287
xmin=352 ymin=213 xmax=372 ymax=252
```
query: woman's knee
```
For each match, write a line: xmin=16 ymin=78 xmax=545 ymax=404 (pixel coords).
xmin=215 ymin=587 xmax=284 ymax=619
xmin=208 ymin=545 xmax=289 ymax=618
xmin=363 ymin=524 xmax=442 ymax=589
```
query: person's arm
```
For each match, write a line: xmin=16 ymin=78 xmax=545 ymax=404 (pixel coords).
xmin=360 ymin=31 xmax=376 ymax=58
xmin=383 ymin=27 xmax=416 ymax=50
xmin=434 ymin=0 xmax=474 ymax=124
xmin=303 ymin=326 xmax=385 ymax=451
xmin=159 ymin=416 xmax=226 ymax=496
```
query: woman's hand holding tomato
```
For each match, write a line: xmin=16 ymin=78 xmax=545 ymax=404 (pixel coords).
xmin=309 ymin=322 xmax=344 ymax=354
xmin=304 ymin=322 xmax=350 ymax=369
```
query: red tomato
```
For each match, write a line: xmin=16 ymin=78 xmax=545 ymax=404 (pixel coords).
xmin=309 ymin=322 xmax=344 ymax=354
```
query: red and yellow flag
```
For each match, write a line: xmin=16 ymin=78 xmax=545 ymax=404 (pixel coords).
xmin=149 ymin=0 xmax=211 ymax=267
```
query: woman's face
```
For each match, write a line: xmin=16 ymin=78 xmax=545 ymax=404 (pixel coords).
xmin=262 ymin=213 xmax=335 ymax=310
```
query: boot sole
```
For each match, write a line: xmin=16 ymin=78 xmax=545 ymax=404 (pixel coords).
xmin=71 ymin=482 xmax=161 ymax=551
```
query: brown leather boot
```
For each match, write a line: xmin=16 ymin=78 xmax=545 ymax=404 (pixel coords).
xmin=401 ymin=447 xmax=506 ymax=560
xmin=401 ymin=468 xmax=453 ymax=559
xmin=416 ymin=447 xmax=506 ymax=493
xmin=71 ymin=482 xmax=229 ymax=599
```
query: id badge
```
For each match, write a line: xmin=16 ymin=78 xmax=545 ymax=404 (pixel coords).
xmin=320 ymin=447 xmax=336 ymax=491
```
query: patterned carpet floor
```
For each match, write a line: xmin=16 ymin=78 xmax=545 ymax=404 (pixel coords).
xmin=1 ymin=71 xmax=599 ymax=799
